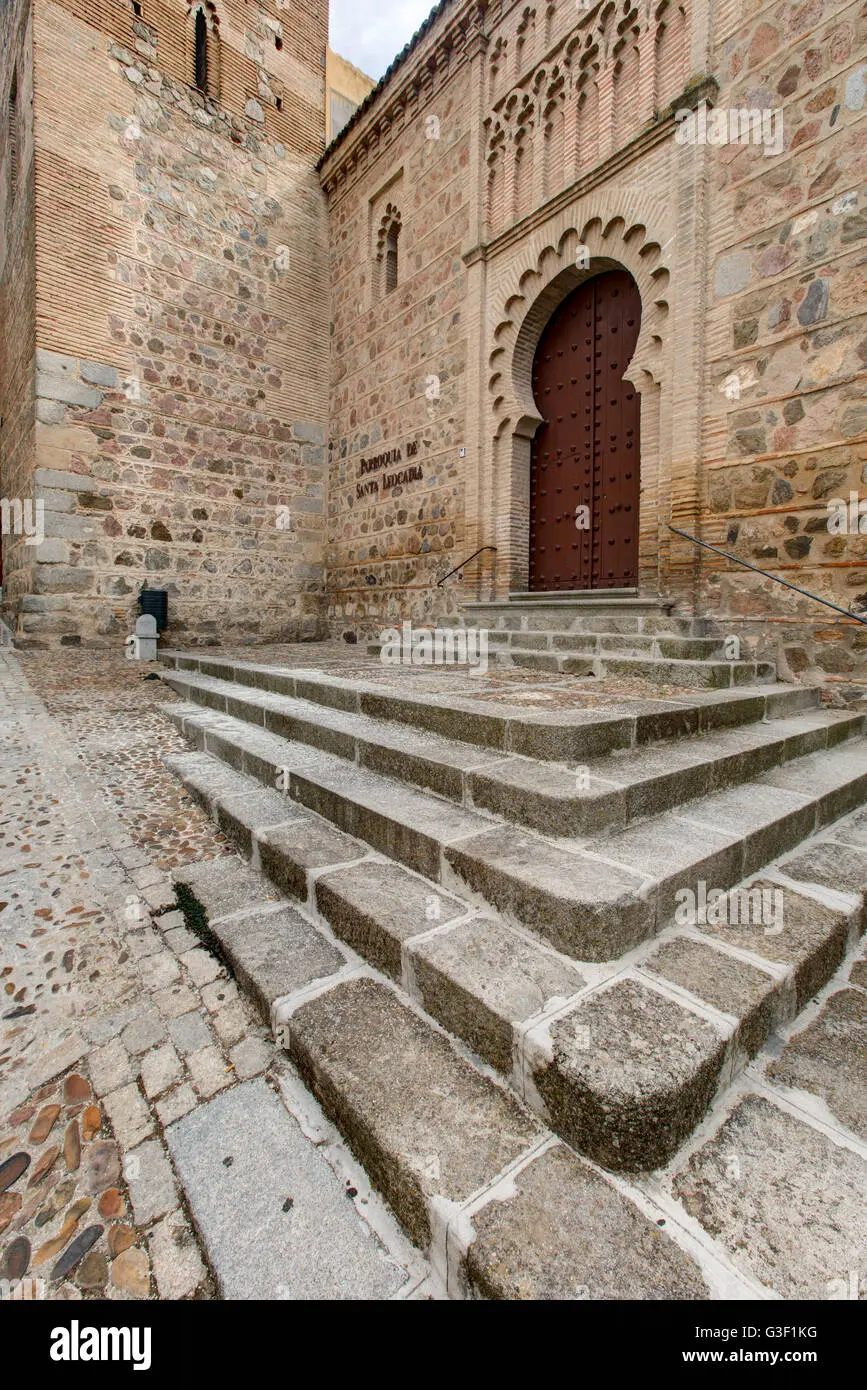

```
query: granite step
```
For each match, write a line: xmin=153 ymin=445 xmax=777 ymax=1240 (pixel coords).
xmin=453 ymin=708 xmax=862 ymax=835
xmin=162 ymin=698 xmax=867 ymax=962
xmin=461 ymin=596 xmax=674 ymax=623
xmin=485 ymin=631 xmax=732 ymax=660
xmin=159 ymin=650 xmax=816 ymax=763
xmin=529 ymin=632 xmax=736 ymax=661
xmin=461 ymin=601 xmax=715 ymax=637
xmin=366 ymin=631 xmax=737 ymax=665
xmin=163 ymin=763 xmax=717 ymax=1290
xmin=284 ymin=977 xmax=712 ymax=1294
xmin=161 ymin=745 xmax=865 ymax=1177
xmin=366 ymin=631 xmax=762 ymax=682
xmin=499 ymin=647 xmax=776 ymax=688
xmin=160 ymin=668 xmax=861 ymax=837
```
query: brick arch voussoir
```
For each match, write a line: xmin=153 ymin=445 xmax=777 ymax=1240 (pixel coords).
xmin=488 ymin=205 xmax=671 ymax=435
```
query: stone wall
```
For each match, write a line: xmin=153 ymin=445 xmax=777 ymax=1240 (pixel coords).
xmin=701 ymin=0 xmax=867 ymax=681
xmin=319 ymin=0 xmax=705 ymax=632
xmin=4 ymin=0 xmax=865 ymax=672
xmin=3 ymin=0 xmax=331 ymax=647
xmin=0 ymin=0 xmax=37 ymax=624
xmin=321 ymin=8 xmax=478 ymax=634
xmin=321 ymin=0 xmax=867 ymax=679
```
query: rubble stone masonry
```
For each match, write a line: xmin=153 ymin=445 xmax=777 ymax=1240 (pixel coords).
xmin=1 ymin=0 xmax=866 ymax=679
xmin=702 ymin=0 xmax=867 ymax=678
xmin=1 ymin=0 xmax=330 ymax=647
xmin=0 ymin=0 xmax=37 ymax=631
xmin=320 ymin=0 xmax=867 ymax=679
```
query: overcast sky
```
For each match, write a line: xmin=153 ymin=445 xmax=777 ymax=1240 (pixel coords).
xmin=330 ymin=0 xmax=438 ymax=81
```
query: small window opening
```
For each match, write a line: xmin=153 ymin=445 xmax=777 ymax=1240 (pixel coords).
xmin=194 ymin=9 xmax=208 ymax=92
xmin=276 ymin=96 xmax=283 ymax=111
xmin=132 ymin=1 xmax=143 ymax=16
xmin=384 ymin=223 xmax=399 ymax=295
xmin=275 ymin=35 xmax=283 ymax=51
xmin=7 ymin=71 xmax=19 ymax=202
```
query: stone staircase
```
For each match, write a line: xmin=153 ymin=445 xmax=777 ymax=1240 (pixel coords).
xmin=156 ymin=649 xmax=867 ymax=1297
xmin=374 ymin=596 xmax=776 ymax=688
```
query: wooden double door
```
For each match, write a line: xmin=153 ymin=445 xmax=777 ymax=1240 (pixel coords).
xmin=529 ymin=269 xmax=641 ymax=591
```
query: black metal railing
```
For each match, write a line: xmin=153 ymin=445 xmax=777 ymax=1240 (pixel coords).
xmin=437 ymin=545 xmax=498 ymax=587
xmin=668 ymin=524 xmax=867 ymax=626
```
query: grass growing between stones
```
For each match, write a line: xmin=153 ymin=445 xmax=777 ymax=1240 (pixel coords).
xmin=173 ymin=882 xmax=235 ymax=977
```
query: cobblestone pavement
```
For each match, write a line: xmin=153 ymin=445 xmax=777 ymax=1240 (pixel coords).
xmin=0 ymin=650 xmax=247 ymax=1297
xmin=0 ymin=648 xmax=426 ymax=1300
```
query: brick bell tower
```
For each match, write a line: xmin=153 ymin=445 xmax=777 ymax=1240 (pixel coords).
xmin=0 ymin=0 xmax=331 ymax=649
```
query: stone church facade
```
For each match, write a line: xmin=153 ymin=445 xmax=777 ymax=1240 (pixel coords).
xmin=1 ymin=0 xmax=866 ymax=680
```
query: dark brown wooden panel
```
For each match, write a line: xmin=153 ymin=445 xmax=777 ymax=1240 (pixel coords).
xmin=529 ymin=270 xmax=641 ymax=591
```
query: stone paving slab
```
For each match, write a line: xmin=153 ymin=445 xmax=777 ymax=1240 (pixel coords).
xmin=695 ymin=882 xmax=852 ymax=1011
xmin=590 ymin=813 xmax=744 ymax=929
xmin=215 ymin=790 xmax=301 ymax=856
xmin=468 ymin=753 xmax=626 ymax=836
xmin=258 ymin=819 xmax=370 ymax=903
xmin=166 ymin=1078 xmax=410 ymax=1300
xmin=759 ymin=739 xmax=867 ymax=825
xmin=828 ymin=805 xmax=867 ymax=847
xmin=287 ymin=756 xmax=493 ymax=879
xmin=463 ymin=1141 xmax=709 ymax=1300
xmin=640 ymin=937 xmax=779 ymax=1058
xmin=529 ymin=978 xmax=728 ymax=1171
xmin=163 ymin=750 xmax=255 ymax=819
xmin=850 ymin=957 xmax=867 ymax=988
xmin=672 ymin=1094 xmax=867 ymax=1298
xmin=216 ymin=905 xmax=347 ymax=1021
xmin=596 ymin=655 xmax=775 ymax=688
xmin=174 ymin=853 xmax=280 ymax=922
xmin=682 ymin=781 xmax=817 ymax=877
xmin=780 ymin=841 xmax=867 ymax=924
xmin=766 ymin=988 xmax=867 ymax=1140
xmin=286 ymin=976 xmax=544 ymax=1248
xmin=444 ymin=823 xmax=654 ymax=960
xmin=315 ymin=860 xmax=467 ymax=981
xmin=407 ymin=916 xmax=586 ymax=1075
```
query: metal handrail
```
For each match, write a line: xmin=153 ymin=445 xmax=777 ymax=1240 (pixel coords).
xmin=668 ymin=524 xmax=867 ymax=626
xmin=437 ymin=545 xmax=498 ymax=587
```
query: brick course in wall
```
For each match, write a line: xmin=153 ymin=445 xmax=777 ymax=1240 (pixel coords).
xmin=2 ymin=0 xmax=330 ymax=647
xmin=320 ymin=0 xmax=867 ymax=680
xmin=2 ymin=0 xmax=866 ymax=677
xmin=324 ymin=68 xmax=472 ymax=632
xmin=0 ymin=0 xmax=37 ymax=622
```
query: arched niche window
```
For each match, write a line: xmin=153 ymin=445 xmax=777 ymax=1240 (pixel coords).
xmin=375 ymin=205 xmax=402 ymax=299
xmin=7 ymin=69 xmax=19 ymax=203
xmin=384 ymin=223 xmax=399 ymax=294
xmin=194 ymin=10 xmax=208 ymax=90
xmin=190 ymin=3 xmax=220 ymax=100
